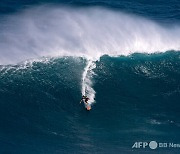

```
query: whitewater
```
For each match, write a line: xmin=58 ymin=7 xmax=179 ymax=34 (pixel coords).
xmin=81 ymin=59 xmax=96 ymax=104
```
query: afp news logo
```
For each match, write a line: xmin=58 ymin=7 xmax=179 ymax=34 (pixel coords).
xmin=132 ymin=141 xmax=158 ymax=149
xmin=132 ymin=141 xmax=180 ymax=150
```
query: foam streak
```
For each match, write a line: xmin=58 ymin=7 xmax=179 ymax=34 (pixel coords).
xmin=81 ymin=59 xmax=96 ymax=104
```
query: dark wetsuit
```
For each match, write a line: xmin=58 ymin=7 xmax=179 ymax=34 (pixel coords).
xmin=82 ymin=96 xmax=89 ymax=104
xmin=81 ymin=96 xmax=91 ymax=110
xmin=84 ymin=98 xmax=89 ymax=103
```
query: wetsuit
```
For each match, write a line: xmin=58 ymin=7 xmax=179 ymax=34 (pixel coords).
xmin=84 ymin=97 xmax=89 ymax=103
xmin=81 ymin=96 xmax=89 ymax=104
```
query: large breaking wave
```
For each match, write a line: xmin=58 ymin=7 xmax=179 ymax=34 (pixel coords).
xmin=1 ymin=4 xmax=180 ymax=153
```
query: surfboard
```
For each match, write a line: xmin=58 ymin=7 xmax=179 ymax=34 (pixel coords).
xmin=86 ymin=105 xmax=91 ymax=111
xmin=83 ymin=100 xmax=91 ymax=111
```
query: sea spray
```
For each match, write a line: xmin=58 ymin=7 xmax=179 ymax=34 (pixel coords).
xmin=81 ymin=59 xmax=96 ymax=104
xmin=1 ymin=6 xmax=180 ymax=65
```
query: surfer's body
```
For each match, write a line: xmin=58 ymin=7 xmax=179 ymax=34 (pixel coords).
xmin=80 ymin=95 xmax=91 ymax=110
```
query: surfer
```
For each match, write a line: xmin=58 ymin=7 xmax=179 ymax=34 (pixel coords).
xmin=80 ymin=95 xmax=91 ymax=110
xmin=80 ymin=95 xmax=89 ymax=104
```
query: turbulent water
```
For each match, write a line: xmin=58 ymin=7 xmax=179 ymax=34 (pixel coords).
xmin=0 ymin=0 xmax=180 ymax=153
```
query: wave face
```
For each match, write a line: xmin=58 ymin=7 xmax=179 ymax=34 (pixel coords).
xmin=0 ymin=6 xmax=180 ymax=64
xmin=0 ymin=52 xmax=180 ymax=153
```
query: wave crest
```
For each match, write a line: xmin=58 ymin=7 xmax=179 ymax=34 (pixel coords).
xmin=0 ymin=6 xmax=180 ymax=64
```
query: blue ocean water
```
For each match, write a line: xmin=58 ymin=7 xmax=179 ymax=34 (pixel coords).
xmin=0 ymin=0 xmax=180 ymax=153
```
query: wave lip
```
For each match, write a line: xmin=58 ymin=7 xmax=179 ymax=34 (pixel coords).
xmin=1 ymin=6 xmax=180 ymax=65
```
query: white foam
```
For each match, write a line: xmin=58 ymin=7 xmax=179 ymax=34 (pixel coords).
xmin=0 ymin=6 xmax=180 ymax=65
xmin=81 ymin=58 xmax=96 ymax=104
